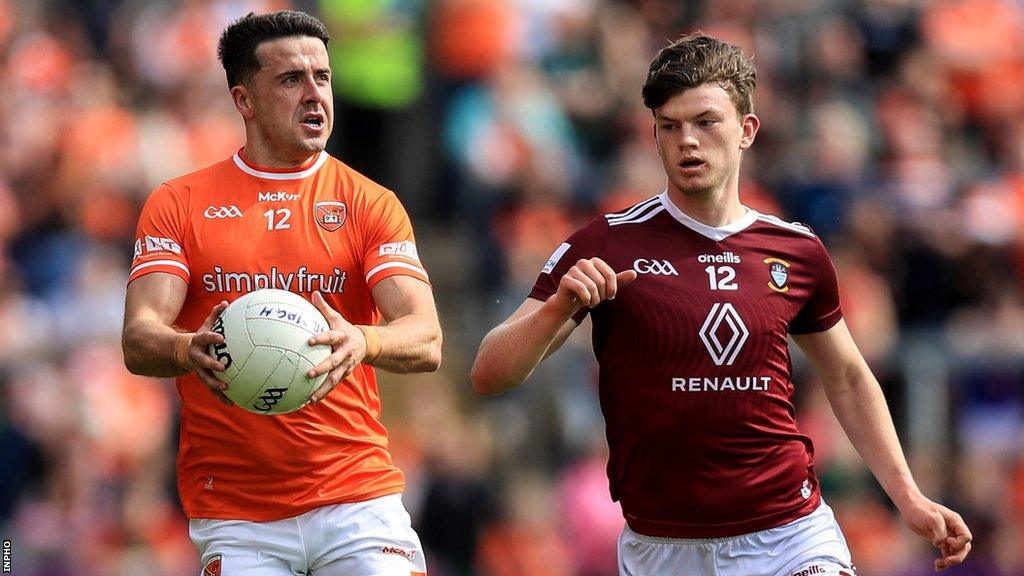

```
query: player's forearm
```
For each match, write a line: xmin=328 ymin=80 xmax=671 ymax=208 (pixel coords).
xmin=364 ymin=313 xmax=442 ymax=373
xmin=824 ymin=363 xmax=923 ymax=509
xmin=471 ymin=298 xmax=575 ymax=395
xmin=122 ymin=318 xmax=190 ymax=377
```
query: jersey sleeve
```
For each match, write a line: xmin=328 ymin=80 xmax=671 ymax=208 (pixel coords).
xmin=528 ymin=217 xmax=610 ymax=324
xmin=359 ymin=188 xmax=430 ymax=290
xmin=128 ymin=183 xmax=190 ymax=285
xmin=789 ymin=238 xmax=843 ymax=334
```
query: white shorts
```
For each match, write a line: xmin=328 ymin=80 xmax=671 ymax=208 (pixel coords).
xmin=618 ymin=501 xmax=856 ymax=576
xmin=189 ymin=494 xmax=427 ymax=576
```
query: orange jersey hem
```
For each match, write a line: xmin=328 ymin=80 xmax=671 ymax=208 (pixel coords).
xmin=183 ymin=483 xmax=406 ymax=522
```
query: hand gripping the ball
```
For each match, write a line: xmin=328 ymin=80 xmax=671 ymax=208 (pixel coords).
xmin=176 ymin=300 xmax=233 ymax=405
xmin=305 ymin=291 xmax=369 ymax=404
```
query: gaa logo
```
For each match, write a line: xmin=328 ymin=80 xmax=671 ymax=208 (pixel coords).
xmin=204 ymin=205 xmax=243 ymax=218
xmin=633 ymin=258 xmax=679 ymax=276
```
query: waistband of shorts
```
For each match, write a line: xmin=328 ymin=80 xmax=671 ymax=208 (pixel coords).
xmin=624 ymin=499 xmax=831 ymax=545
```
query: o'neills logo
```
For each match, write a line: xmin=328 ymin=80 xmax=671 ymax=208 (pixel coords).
xmin=698 ymin=252 xmax=741 ymax=263
xmin=792 ymin=566 xmax=827 ymax=576
xmin=314 ymin=201 xmax=347 ymax=231
xmin=382 ymin=546 xmax=417 ymax=560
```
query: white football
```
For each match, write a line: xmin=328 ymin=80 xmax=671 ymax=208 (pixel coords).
xmin=209 ymin=289 xmax=331 ymax=415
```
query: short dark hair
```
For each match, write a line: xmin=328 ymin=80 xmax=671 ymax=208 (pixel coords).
xmin=217 ymin=10 xmax=330 ymax=88
xmin=642 ymin=33 xmax=756 ymax=115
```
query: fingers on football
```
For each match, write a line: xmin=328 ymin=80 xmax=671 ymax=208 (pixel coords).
xmin=193 ymin=364 xmax=228 ymax=392
xmin=192 ymin=328 xmax=224 ymax=350
xmin=201 ymin=301 xmax=229 ymax=330
xmin=308 ymin=379 xmax=332 ymax=404
xmin=307 ymin=343 xmax=355 ymax=379
xmin=308 ymin=328 xmax=349 ymax=347
xmin=311 ymin=290 xmax=344 ymax=326
xmin=189 ymin=331 xmax=226 ymax=371
xmin=309 ymin=364 xmax=355 ymax=403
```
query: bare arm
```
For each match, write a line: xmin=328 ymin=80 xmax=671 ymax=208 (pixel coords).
xmin=306 ymin=275 xmax=441 ymax=403
xmin=470 ymin=298 xmax=578 ymax=396
xmin=794 ymin=320 xmax=971 ymax=571
xmin=366 ymin=274 xmax=442 ymax=373
xmin=122 ymin=273 xmax=190 ymax=376
xmin=470 ymin=258 xmax=637 ymax=396
xmin=121 ymin=273 xmax=230 ymax=401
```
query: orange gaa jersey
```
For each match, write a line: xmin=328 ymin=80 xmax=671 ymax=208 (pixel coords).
xmin=128 ymin=150 xmax=429 ymax=521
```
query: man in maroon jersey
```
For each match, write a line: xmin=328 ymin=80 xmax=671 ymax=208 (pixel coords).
xmin=471 ymin=33 xmax=971 ymax=574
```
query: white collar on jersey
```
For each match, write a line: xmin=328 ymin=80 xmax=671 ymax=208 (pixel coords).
xmin=232 ymin=150 xmax=329 ymax=180
xmin=659 ymin=191 xmax=760 ymax=241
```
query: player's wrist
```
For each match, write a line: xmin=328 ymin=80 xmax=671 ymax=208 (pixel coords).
xmin=173 ymin=332 xmax=194 ymax=372
xmin=547 ymin=291 xmax=582 ymax=319
xmin=885 ymin=476 xmax=926 ymax=512
xmin=357 ymin=325 xmax=381 ymax=364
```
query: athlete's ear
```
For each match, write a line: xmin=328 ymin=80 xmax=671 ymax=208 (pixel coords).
xmin=652 ymin=120 xmax=663 ymax=159
xmin=231 ymin=84 xmax=257 ymax=120
xmin=739 ymin=113 xmax=759 ymax=150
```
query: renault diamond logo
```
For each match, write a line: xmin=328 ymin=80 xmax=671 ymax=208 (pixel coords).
xmin=699 ymin=303 xmax=748 ymax=366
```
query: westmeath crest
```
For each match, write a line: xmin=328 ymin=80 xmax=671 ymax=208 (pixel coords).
xmin=763 ymin=257 xmax=791 ymax=293
xmin=314 ymin=201 xmax=347 ymax=231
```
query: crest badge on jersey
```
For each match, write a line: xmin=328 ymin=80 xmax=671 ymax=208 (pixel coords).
xmin=202 ymin=554 xmax=222 ymax=576
xmin=314 ymin=201 xmax=347 ymax=231
xmin=764 ymin=257 xmax=791 ymax=293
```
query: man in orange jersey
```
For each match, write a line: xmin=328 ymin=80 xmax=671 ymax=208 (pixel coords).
xmin=121 ymin=11 xmax=440 ymax=576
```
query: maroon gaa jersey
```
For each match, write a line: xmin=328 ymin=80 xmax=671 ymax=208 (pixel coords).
xmin=530 ymin=192 xmax=842 ymax=538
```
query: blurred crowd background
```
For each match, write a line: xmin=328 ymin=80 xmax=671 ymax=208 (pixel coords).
xmin=1 ymin=0 xmax=1023 ymax=574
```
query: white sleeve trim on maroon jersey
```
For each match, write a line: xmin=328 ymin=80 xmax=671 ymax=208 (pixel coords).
xmin=755 ymin=214 xmax=816 ymax=237
xmin=130 ymin=259 xmax=190 ymax=277
xmin=365 ymin=261 xmax=428 ymax=282
xmin=605 ymin=195 xmax=662 ymax=225
xmin=232 ymin=151 xmax=328 ymax=180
